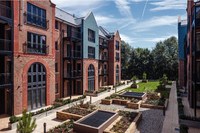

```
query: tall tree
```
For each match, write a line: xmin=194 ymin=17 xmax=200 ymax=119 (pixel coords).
xmin=121 ymin=40 xmax=132 ymax=79
xmin=121 ymin=36 xmax=178 ymax=80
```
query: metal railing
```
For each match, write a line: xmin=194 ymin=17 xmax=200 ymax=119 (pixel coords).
xmin=0 ymin=4 xmax=11 ymax=18
xmin=0 ymin=39 xmax=12 ymax=52
xmin=65 ymin=70 xmax=82 ymax=78
xmin=0 ymin=73 xmax=12 ymax=86
xmin=67 ymin=30 xmax=81 ymax=39
xmin=100 ymin=55 xmax=108 ymax=61
xmin=24 ymin=42 xmax=49 ymax=55
xmin=66 ymin=50 xmax=82 ymax=58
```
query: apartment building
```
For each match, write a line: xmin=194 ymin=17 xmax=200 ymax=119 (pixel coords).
xmin=185 ymin=0 xmax=200 ymax=117
xmin=178 ymin=17 xmax=187 ymax=88
xmin=0 ymin=0 xmax=56 ymax=115
xmin=0 ymin=0 xmax=121 ymax=115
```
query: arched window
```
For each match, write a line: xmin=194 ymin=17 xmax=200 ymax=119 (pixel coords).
xmin=116 ymin=65 xmax=119 ymax=84
xmin=88 ymin=64 xmax=95 ymax=91
xmin=27 ymin=63 xmax=46 ymax=110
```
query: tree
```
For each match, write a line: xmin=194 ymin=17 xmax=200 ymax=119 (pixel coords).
xmin=121 ymin=40 xmax=132 ymax=79
xmin=17 ymin=110 xmax=37 ymax=133
xmin=121 ymin=36 xmax=178 ymax=80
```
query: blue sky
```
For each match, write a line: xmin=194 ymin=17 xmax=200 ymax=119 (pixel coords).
xmin=51 ymin=0 xmax=187 ymax=49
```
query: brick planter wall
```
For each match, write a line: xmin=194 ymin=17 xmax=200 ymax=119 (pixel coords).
xmin=56 ymin=111 xmax=83 ymax=121
xmin=101 ymin=99 xmax=112 ymax=105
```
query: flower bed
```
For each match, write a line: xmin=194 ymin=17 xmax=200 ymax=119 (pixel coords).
xmin=47 ymin=120 xmax=74 ymax=133
xmin=57 ymin=107 xmax=95 ymax=121
xmin=104 ymin=111 xmax=142 ymax=133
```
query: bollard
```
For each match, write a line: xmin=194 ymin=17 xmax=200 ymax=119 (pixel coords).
xmin=44 ymin=123 xmax=46 ymax=133
xmin=163 ymin=107 xmax=165 ymax=116
xmin=90 ymin=96 xmax=92 ymax=104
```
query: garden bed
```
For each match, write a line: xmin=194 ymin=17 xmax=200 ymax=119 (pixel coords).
xmin=104 ymin=111 xmax=142 ymax=133
xmin=112 ymin=99 xmax=128 ymax=106
xmin=47 ymin=120 xmax=74 ymax=133
xmin=101 ymin=99 xmax=112 ymax=105
xmin=127 ymin=100 xmax=142 ymax=109
xmin=74 ymin=110 xmax=118 ymax=133
xmin=57 ymin=107 xmax=95 ymax=121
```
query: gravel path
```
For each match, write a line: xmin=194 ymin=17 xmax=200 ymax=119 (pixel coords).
xmin=92 ymin=101 xmax=164 ymax=133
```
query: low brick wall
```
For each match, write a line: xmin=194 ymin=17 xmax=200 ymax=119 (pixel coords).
xmin=101 ymin=99 xmax=112 ymax=105
xmin=140 ymin=104 xmax=164 ymax=110
xmin=127 ymin=100 xmax=142 ymax=109
xmin=112 ymin=99 xmax=128 ymax=106
xmin=56 ymin=111 xmax=83 ymax=121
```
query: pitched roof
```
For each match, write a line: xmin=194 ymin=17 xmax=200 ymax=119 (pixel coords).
xmin=55 ymin=8 xmax=82 ymax=26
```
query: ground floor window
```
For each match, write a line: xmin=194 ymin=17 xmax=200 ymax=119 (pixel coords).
xmin=27 ymin=63 xmax=46 ymax=110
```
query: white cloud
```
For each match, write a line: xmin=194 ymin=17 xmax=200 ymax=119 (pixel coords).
xmin=115 ymin=0 xmax=132 ymax=18
xmin=120 ymin=34 xmax=135 ymax=44
xmin=150 ymin=0 xmax=187 ymax=11
xmin=132 ymin=16 xmax=178 ymax=32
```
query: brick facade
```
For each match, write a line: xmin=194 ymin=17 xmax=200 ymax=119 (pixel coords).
xmin=83 ymin=59 xmax=99 ymax=92
xmin=12 ymin=0 xmax=55 ymax=115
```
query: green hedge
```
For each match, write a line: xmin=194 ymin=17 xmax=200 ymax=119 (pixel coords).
xmin=9 ymin=95 xmax=86 ymax=123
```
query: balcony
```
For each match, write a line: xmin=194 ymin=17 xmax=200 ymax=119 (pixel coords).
xmin=116 ymin=57 xmax=120 ymax=62
xmin=99 ymin=55 xmax=108 ymax=61
xmin=65 ymin=50 xmax=82 ymax=59
xmin=24 ymin=12 xmax=48 ymax=29
xmin=99 ymin=69 xmax=107 ymax=75
xmin=65 ymin=29 xmax=81 ymax=41
xmin=0 ymin=3 xmax=12 ymax=19
xmin=0 ymin=39 xmax=12 ymax=54
xmin=23 ymin=42 xmax=49 ymax=55
xmin=100 ymin=41 xmax=108 ymax=49
xmin=0 ymin=73 xmax=12 ymax=87
xmin=65 ymin=70 xmax=82 ymax=79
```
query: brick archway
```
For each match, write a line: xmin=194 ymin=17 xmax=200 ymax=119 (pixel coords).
xmin=22 ymin=59 xmax=51 ymax=110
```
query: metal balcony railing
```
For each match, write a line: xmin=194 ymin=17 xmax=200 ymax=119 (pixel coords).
xmin=67 ymin=30 xmax=81 ymax=40
xmin=100 ymin=55 xmax=108 ymax=61
xmin=65 ymin=70 xmax=82 ymax=78
xmin=116 ymin=57 xmax=120 ymax=62
xmin=24 ymin=42 xmax=49 ymax=55
xmin=99 ymin=69 xmax=107 ymax=75
xmin=0 ymin=39 xmax=12 ymax=52
xmin=66 ymin=50 xmax=82 ymax=58
xmin=0 ymin=73 xmax=12 ymax=86
xmin=0 ymin=4 xmax=11 ymax=18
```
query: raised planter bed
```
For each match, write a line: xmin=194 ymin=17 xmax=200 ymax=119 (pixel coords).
xmin=57 ymin=111 xmax=83 ymax=121
xmin=127 ymin=100 xmax=142 ymax=109
xmin=57 ymin=107 xmax=94 ymax=121
xmin=47 ymin=120 xmax=73 ymax=133
xmin=101 ymin=99 xmax=112 ymax=105
xmin=104 ymin=111 xmax=142 ymax=133
xmin=112 ymin=99 xmax=128 ymax=106
xmin=74 ymin=110 xmax=118 ymax=133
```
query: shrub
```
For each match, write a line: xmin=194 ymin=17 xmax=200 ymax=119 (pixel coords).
xmin=142 ymin=72 xmax=147 ymax=80
xmin=17 ymin=110 xmax=37 ymax=133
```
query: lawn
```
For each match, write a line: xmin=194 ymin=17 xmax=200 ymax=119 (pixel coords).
xmin=126 ymin=81 xmax=160 ymax=93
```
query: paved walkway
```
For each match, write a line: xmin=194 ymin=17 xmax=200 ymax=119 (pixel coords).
xmin=1 ymin=82 xmax=132 ymax=133
xmin=162 ymin=82 xmax=179 ymax=133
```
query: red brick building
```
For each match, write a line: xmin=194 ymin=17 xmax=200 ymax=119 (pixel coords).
xmin=0 ymin=0 xmax=56 ymax=115
xmin=186 ymin=0 xmax=200 ymax=117
xmin=0 ymin=1 xmax=121 ymax=115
